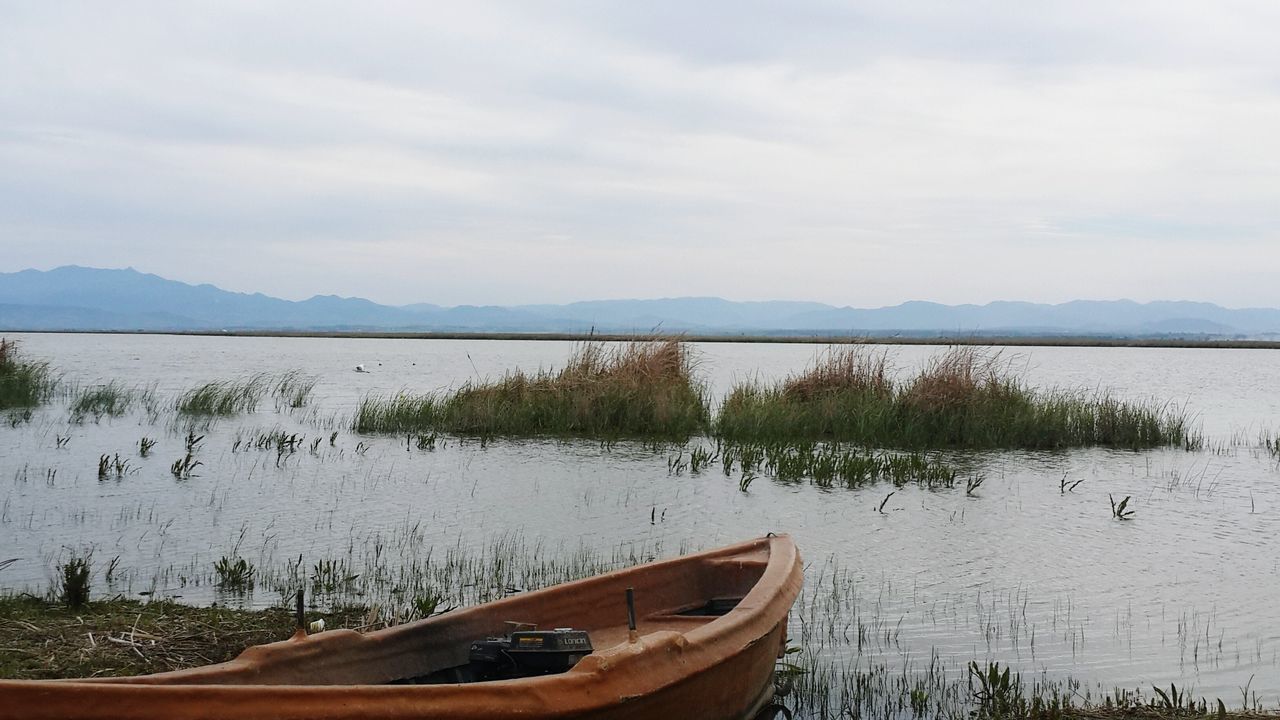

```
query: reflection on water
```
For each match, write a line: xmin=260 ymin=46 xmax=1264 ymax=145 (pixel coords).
xmin=2 ymin=333 xmax=1279 ymax=706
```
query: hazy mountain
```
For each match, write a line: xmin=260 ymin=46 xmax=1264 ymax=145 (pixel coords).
xmin=2 ymin=266 xmax=1279 ymax=337
xmin=0 ymin=266 xmax=420 ymax=329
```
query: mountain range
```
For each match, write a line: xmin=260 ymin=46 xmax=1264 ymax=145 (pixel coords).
xmin=1 ymin=266 xmax=1278 ymax=338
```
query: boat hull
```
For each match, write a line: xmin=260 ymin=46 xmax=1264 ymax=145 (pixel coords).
xmin=0 ymin=535 xmax=802 ymax=720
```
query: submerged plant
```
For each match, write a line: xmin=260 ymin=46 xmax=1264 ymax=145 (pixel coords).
xmin=97 ymin=453 xmax=131 ymax=480
xmin=712 ymin=441 xmax=957 ymax=491
xmin=688 ymin=444 xmax=716 ymax=474
xmin=1109 ymin=493 xmax=1135 ymax=520
xmin=170 ymin=453 xmax=201 ymax=480
xmin=964 ymin=474 xmax=985 ymax=496
xmin=877 ymin=491 xmax=895 ymax=514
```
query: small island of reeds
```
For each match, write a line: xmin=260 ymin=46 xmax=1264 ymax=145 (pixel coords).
xmin=355 ymin=339 xmax=709 ymax=438
xmin=716 ymin=346 xmax=1198 ymax=450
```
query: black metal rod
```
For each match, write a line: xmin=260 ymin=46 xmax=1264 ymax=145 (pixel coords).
xmin=295 ymin=588 xmax=305 ymax=630
xmin=625 ymin=587 xmax=636 ymax=632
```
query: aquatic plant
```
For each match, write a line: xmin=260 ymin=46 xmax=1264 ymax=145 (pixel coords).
xmin=964 ymin=474 xmax=985 ymax=496
xmin=355 ymin=340 xmax=709 ymax=438
xmin=57 ymin=553 xmax=91 ymax=608
xmin=175 ymin=374 xmax=271 ymax=416
xmin=69 ymin=382 xmax=137 ymax=422
xmin=713 ymin=440 xmax=958 ymax=491
xmin=1109 ymin=494 xmax=1135 ymax=520
xmin=213 ymin=555 xmax=255 ymax=592
xmin=352 ymin=393 xmax=443 ymax=435
xmin=311 ymin=559 xmax=358 ymax=595
xmin=0 ymin=339 xmax=56 ymax=410
xmin=717 ymin=345 xmax=1199 ymax=450
xmin=97 ymin=453 xmax=132 ymax=480
xmin=272 ymin=370 xmax=318 ymax=410
xmin=876 ymin=491 xmax=895 ymax=513
xmin=170 ymin=453 xmax=201 ymax=480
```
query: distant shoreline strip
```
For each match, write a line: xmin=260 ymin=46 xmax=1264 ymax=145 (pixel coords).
xmin=6 ymin=328 xmax=1280 ymax=350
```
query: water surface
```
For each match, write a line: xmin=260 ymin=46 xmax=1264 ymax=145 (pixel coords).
xmin=2 ymin=332 xmax=1279 ymax=707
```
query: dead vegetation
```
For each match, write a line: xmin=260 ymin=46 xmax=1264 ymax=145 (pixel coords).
xmin=0 ymin=596 xmax=369 ymax=680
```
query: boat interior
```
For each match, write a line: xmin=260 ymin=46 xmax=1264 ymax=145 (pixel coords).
xmin=98 ymin=540 xmax=775 ymax=687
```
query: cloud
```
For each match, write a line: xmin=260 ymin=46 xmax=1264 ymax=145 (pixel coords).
xmin=2 ymin=1 xmax=1278 ymax=306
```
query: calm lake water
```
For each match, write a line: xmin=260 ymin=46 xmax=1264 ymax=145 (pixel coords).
xmin=3 ymin=332 xmax=1280 ymax=710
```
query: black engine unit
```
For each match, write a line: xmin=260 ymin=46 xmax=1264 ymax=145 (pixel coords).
xmin=467 ymin=628 xmax=594 ymax=681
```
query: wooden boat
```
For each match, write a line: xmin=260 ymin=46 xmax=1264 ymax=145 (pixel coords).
xmin=0 ymin=535 xmax=802 ymax=720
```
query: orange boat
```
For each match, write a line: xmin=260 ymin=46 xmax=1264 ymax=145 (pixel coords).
xmin=0 ymin=535 xmax=802 ymax=720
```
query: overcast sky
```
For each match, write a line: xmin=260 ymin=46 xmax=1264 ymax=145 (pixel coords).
xmin=3 ymin=2 xmax=1279 ymax=307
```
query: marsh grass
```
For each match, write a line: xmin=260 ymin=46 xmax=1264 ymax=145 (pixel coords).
xmin=214 ymin=555 xmax=255 ymax=592
xmin=786 ymin=559 xmax=1278 ymax=720
xmin=784 ymin=651 xmax=1274 ymax=719
xmin=0 ymin=339 xmax=56 ymax=410
xmin=711 ymin=440 xmax=959 ymax=490
xmin=176 ymin=374 xmax=270 ymax=415
xmin=1 ymin=537 xmax=660 ymax=680
xmin=355 ymin=339 xmax=709 ymax=438
xmin=69 ymin=381 xmax=140 ymax=421
xmin=12 ymin=547 xmax=1274 ymax=719
xmin=175 ymin=371 xmax=313 ymax=417
xmin=272 ymin=370 xmax=318 ymax=410
xmin=718 ymin=346 xmax=1199 ymax=450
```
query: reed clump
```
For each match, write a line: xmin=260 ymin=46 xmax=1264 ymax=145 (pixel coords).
xmin=355 ymin=340 xmax=709 ymax=437
xmin=175 ymin=374 xmax=271 ymax=416
xmin=717 ymin=345 xmax=1198 ymax=450
xmin=0 ymin=339 xmax=56 ymax=410
xmin=69 ymin=381 xmax=139 ymax=421
xmin=354 ymin=393 xmax=443 ymax=434
xmin=272 ymin=370 xmax=317 ymax=410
